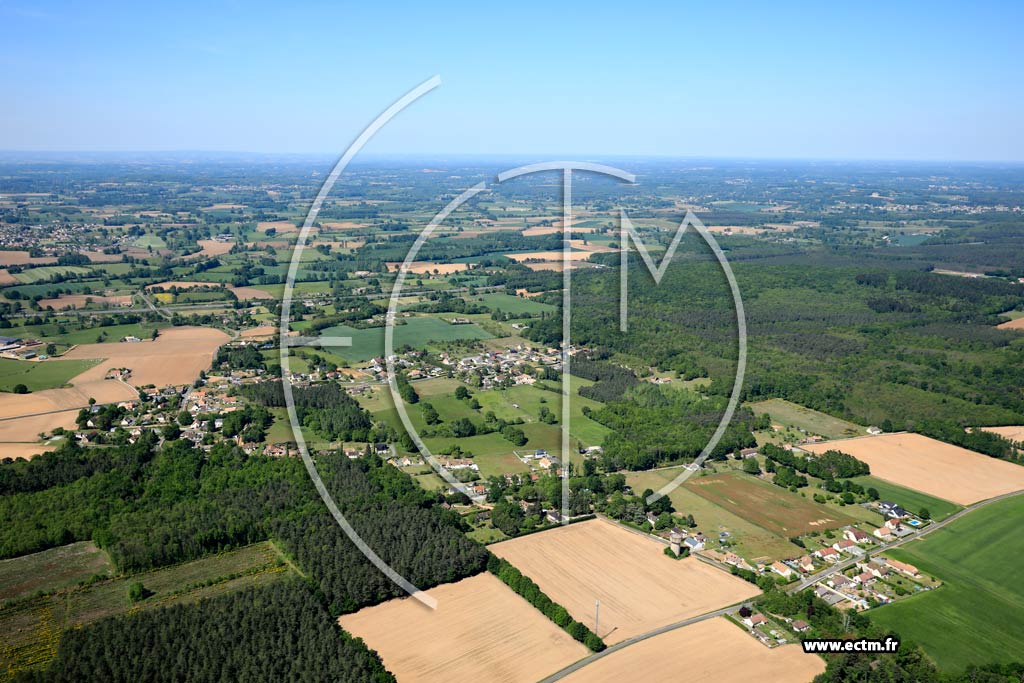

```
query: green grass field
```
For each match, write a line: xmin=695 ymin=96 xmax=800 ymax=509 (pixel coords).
xmin=747 ymin=398 xmax=863 ymax=439
xmin=868 ymin=495 xmax=1024 ymax=671
xmin=12 ymin=266 xmax=92 ymax=284
xmin=472 ymin=292 xmax=556 ymax=315
xmin=133 ymin=234 xmax=167 ymax=249
xmin=850 ymin=476 xmax=961 ymax=521
xmin=14 ymin=322 xmax=166 ymax=346
xmin=0 ymin=542 xmax=292 ymax=680
xmin=0 ymin=358 xmax=101 ymax=392
xmin=318 ymin=317 xmax=492 ymax=362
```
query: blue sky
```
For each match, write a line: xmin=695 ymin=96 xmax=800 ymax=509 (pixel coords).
xmin=2 ymin=1 xmax=1022 ymax=160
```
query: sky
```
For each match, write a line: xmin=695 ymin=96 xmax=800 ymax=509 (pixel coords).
xmin=1 ymin=1 xmax=1022 ymax=161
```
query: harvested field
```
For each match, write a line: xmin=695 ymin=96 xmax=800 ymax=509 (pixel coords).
xmin=386 ymin=261 xmax=472 ymax=274
xmin=0 ymin=252 xmax=56 ymax=266
xmin=186 ymin=239 xmax=234 ymax=258
xmin=522 ymin=261 xmax=601 ymax=271
xmin=0 ymin=328 xmax=228 ymax=427
xmin=0 ymin=409 xmax=78 ymax=443
xmin=256 ymin=221 xmax=299 ymax=233
xmin=320 ymin=221 xmax=369 ymax=229
xmin=490 ymin=519 xmax=760 ymax=644
xmin=38 ymin=294 xmax=132 ymax=310
xmin=996 ymin=317 xmax=1024 ymax=330
xmin=803 ymin=433 xmax=1024 ymax=505
xmin=81 ymin=251 xmax=122 ymax=263
xmin=560 ymin=617 xmax=824 ymax=683
xmin=239 ymin=325 xmax=278 ymax=340
xmin=686 ymin=473 xmax=859 ymax=536
xmin=0 ymin=442 xmax=60 ymax=460
xmin=338 ymin=573 xmax=588 ymax=683
xmin=505 ymin=249 xmax=599 ymax=262
xmin=228 ymin=286 xmax=273 ymax=301
xmin=979 ymin=425 xmax=1024 ymax=442
xmin=0 ymin=270 xmax=15 ymax=286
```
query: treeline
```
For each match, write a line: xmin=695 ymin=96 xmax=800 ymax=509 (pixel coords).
xmin=15 ymin=581 xmax=395 ymax=683
xmin=759 ymin=443 xmax=870 ymax=480
xmin=0 ymin=438 xmax=156 ymax=496
xmin=487 ymin=555 xmax=605 ymax=652
xmin=911 ymin=419 xmax=1021 ymax=462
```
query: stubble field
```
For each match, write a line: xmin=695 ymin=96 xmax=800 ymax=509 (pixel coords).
xmin=490 ymin=519 xmax=760 ymax=644
xmin=803 ymin=433 xmax=1024 ymax=505
xmin=338 ymin=573 xmax=589 ymax=683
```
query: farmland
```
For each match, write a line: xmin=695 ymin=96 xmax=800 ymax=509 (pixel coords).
xmin=318 ymin=317 xmax=493 ymax=362
xmin=803 ymin=433 xmax=1024 ymax=505
xmin=868 ymin=494 xmax=1024 ymax=671
xmin=0 ymin=542 xmax=292 ymax=681
xmin=338 ymin=573 xmax=589 ymax=682
xmin=0 ymin=542 xmax=111 ymax=602
xmin=848 ymin=476 xmax=961 ymax=521
xmin=559 ymin=617 xmax=825 ymax=683
xmin=490 ymin=519 xmax=760 ymax=644
xmin=685 ymin=472 xmax=860 ymax=537
xmin=0 ymin=358 xmax=101 ymax=393
xmin=626 ymin=466 xmax=803 ymax=562
xmin=747 ymin=398 xmax=864 ymax=440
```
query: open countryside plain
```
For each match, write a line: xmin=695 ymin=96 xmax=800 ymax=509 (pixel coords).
xmin=803 ymin=433 xmax=1024 ymax=505
xmin=490 ymin=519 xmax=760 ymax=644
xmin=338 ymin=573 xmax=589 ymax=683
xmin=559 ymin=617 xmax=824 ymax=683
xmin=868 ymin=495 xmax=1024 ymax=671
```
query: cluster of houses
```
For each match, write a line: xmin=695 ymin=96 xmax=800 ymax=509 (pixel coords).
xmin=814 ymin=555 xmax=927 ymax=610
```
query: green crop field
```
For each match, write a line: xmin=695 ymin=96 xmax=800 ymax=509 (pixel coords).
xmin=868 ymin=495 xmax=1024 ymax=671
xmin=12 ymin=266 xmax=92 ymax=284
xmin=0 ymin=358 xmax=101 ymax=392
xmin=472 ymin=292 xmax=556 ymax=315
xmin=747 ymin=398 xmax=864 ymax=439
xmin=132 ymin=234 xmax=167 ymax=249
xmin=850 ymin=476 xmax=961 ymax=521
xmin=318 ymin=317 xmax=492 ymax=362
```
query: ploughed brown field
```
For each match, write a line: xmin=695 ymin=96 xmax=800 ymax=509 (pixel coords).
xmin=803 ymin=433 xmax=1024 ymax=505
xmin=686 ymin=472 xmax=859 ymax=536
xmin=186 ymin=239 xmax=234 ymax=258
xmin=490 ymin=519 xmax=760 ymax=644
xmin=338 ymin=573 xmax=588 ymax=683
xmin=0 ymin=328 xmax=228 ymax=456
xmin=0 ymin=251 xmax=57 ymax=266
xmin=560 ymin=617 xmax=825 ymax=683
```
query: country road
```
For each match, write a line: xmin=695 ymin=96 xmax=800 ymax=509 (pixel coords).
xmin=538 ymin=487 xmax=1024 ymax=682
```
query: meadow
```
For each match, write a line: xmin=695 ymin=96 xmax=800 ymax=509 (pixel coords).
xmin=868 ymin=494 xmax=1024 ymax=671
xmin=317 ymin=317 xmax=492 ymax=362
xmin=747 ymin=398 xmax=864 ymax=439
